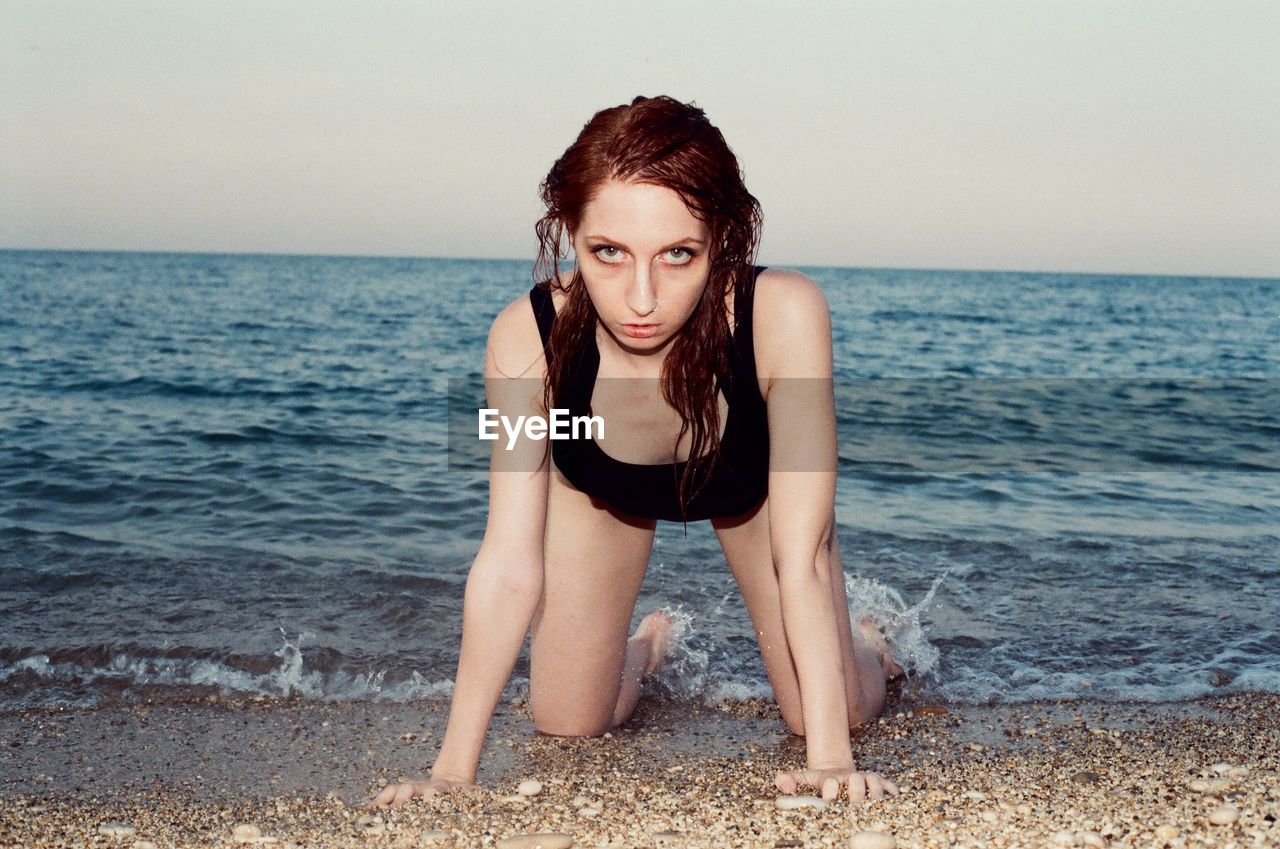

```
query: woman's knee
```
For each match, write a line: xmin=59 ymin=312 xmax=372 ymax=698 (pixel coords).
xmin=530 ymin=694 xmax=615 ymax=738
xmin=780 ymin=703 xmax=806 ymax=737
xmin=531 ymin=712 xmax=613 ymax=739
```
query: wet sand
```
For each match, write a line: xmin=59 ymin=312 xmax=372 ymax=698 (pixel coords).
xmin=2 ymin=692 xmax=1277 ymax=848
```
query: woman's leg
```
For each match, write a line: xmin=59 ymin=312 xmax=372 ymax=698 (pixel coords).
xmin=713 ymin=499 xmax=895 ymax=734
xmin=527 ymin=470 xmax=661 ymax=737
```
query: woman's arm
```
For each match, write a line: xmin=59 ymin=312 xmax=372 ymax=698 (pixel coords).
xmin=372 ymin=298 xmax=549 ymax=806
xmin=428 ymin=463 xmax=547 ymax=781
xmin=755 ymin=270 xmax=891 ymax=800
xmin=756 ymin=272 xmax=850 ymax=765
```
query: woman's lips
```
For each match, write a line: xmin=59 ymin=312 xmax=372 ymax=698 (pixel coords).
xmin=621 ymin=324 xmax=660 ymax=338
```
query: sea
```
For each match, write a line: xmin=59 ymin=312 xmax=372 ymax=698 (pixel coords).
xmin=1 ymin=249 xmax=1277 ymax=712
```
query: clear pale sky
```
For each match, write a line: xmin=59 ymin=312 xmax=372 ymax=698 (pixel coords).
xmin=2 ymin=1 xmax=1278 ymax=277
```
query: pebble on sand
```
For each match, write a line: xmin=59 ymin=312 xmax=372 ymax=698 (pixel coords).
xmin=774 ymin=795 xmax=829 ymax=811
xmin=97 ymin=822 xmax=137 ymax=838
xmin=517 ymin=779 xmax=544 ymax=796
xmin=651 ymin=830 xmax=682 ymax=846
xmin=231 ymin=824 xmax=263 ymax=843
xmin=355 ymin=814 xmax=386 ymax=836
xmin=1207 ymin=805 xmax=1239 ymax=825
xmin=1051 ymin=829 xmax=1075 ymax=845
xmin=421 ymin=830 xmax=454 ymax=847
xmin=1077 ymin=830 xmax=1106 ymax=847
xmin=1188 ymin=777 xmax=1232 ymax=793
xmin=495 ymin=834 xmax=574 ymax=849
xmin=849 ymin=830 xmax=896 ymax=849
xmin=1153 ymin=825 xmax=1179 ymax=842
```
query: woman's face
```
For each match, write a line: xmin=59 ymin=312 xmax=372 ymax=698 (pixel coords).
xmin=570 ymin=179 xmax=712 ymax=359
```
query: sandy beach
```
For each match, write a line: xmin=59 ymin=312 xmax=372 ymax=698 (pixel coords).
xmin=2 ymin=691 xmax=1277 ymax=848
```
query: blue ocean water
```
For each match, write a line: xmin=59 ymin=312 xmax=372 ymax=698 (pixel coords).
xmin=1 ymin=249 xmax=1277 ymax=710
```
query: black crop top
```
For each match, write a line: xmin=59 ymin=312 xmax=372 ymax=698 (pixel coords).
xmin=529 ymin=266 xmax=770 ymax=522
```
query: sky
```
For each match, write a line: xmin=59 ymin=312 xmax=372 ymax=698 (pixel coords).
xmin=2 ymin=1 xmax=1278 ymax=277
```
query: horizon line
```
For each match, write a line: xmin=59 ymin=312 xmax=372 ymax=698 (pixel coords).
xmin=1 ymin=245 xmax=1276 ymax=283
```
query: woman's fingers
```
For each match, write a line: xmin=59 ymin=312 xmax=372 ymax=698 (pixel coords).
xmin=370 ymin=783 xmax=410 ymax=807
xmin=372 ymin=783 xmax=410 ymax=808
xmin=774 ymin=771 xmax=799 ymax=795
xmin=859 ymin=771 xmax=900 ymax=801
xmin=368 ymin=781 xmax=426 ymax=808
xmin=875 ymin=772 xmax=901 ymax=797
xmin=366 ymin=777 xmax=482 ymax=809
xmin=775 ymin=768 xmax=900 ymax=804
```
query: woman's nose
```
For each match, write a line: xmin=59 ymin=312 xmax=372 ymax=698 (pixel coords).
xmin=626 ymin=267 xmax=658 ymax=316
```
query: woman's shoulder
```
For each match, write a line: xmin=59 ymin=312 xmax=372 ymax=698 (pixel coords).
xmin=751 ymin=267 xmax=832 ymax=380
xmin=485 ymin=291 xmax=548 ymax=380
xmin=753 ymin=267 xmax=827 ymax=315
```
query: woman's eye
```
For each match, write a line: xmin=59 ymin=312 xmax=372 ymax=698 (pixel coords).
xmin=665 ymin=247 xmax=694 ymax=265
xmin=592 ymin=246 xmax=623 ymax=263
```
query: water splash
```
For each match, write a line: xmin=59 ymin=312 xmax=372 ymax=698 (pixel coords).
xmin=269 ymin=627 xmax=323 ymax=697
xmin=648 ymin=604 xmax=709 ymax=700
xmin=844 ymin=572 xmax=943 ymax=681
xmin=644 ymin=571 xmax=944 ymax=706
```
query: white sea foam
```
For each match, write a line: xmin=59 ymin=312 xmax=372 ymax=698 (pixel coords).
xmin=704 ymin=679 xmax=774 ymax=703
xmin=936 ymin=664 xmax=1233 ymax=704
xmin=0 ymin=629 xmax=457 ymax=708
xmin=5 ymin=605 xmax=1279 ymax=709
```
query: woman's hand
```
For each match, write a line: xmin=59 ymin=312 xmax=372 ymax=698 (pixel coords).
xmin=367 ymin=775 xmax=479 ymax=808
xmin=775 ymin=765 xmax=899 ymax=803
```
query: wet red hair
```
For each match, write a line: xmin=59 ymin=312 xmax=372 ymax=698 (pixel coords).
xmin=534 ymin=95 xmax=763 ymax=518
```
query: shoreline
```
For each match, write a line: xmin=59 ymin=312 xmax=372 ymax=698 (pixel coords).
xmin=2 ymin=692 xmax=1277 ymax=847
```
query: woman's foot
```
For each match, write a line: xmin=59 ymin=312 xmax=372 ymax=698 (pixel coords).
xmin=857 ymin=618 xmax=904 ymax=683
xmin=609 ymin=609 xmax=680 ymax=730
xmin=633 ymin=609 xmax=677 ymax=677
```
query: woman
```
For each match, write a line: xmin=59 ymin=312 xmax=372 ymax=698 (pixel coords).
xmin=372 ymin=95 xmax=901 ymax=808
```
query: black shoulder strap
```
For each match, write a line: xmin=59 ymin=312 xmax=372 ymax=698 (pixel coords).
xmin=528 ymin=285 xmax=556 ymax=349
xmin=735 ymin=265 xmax=766 ymax=334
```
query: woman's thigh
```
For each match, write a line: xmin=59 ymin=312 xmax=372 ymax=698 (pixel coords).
xmin=713 ymin=498 xmax=860 ymax=734
xmin=528 ymin=470 xmax=656 ymax=737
